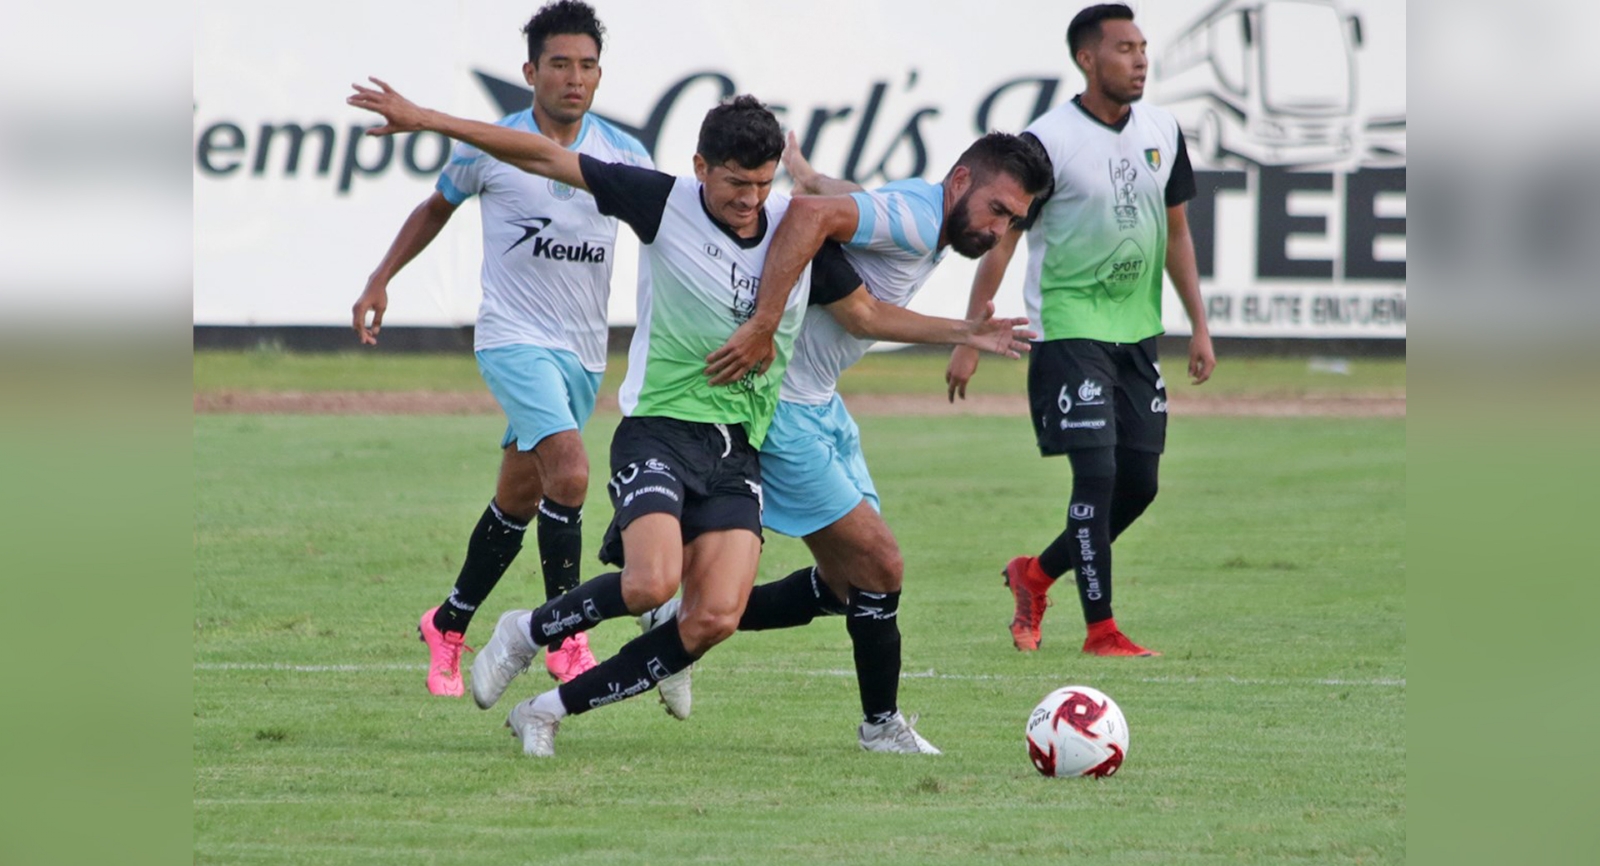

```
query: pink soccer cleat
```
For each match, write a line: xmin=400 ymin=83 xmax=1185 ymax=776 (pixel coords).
xmin=419 ymin=607 xmax=471 ymax=696
xmin=543 ymin=631 xmax=598 ymax=683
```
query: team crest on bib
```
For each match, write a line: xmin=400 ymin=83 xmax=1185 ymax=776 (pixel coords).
xmin=548 ymin=178 xmax=578 ymax=200
xmin=1143 ymin=148 xmax=1161 ymax=170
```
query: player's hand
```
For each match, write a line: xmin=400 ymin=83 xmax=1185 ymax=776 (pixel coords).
xmin=352 ymin=279 xmax=389 ymax=345
xmin=946 ymin=345 xmax=981 ymax=403
xmin=1188 ymin=331 xmax=1216 ymax=384
xmin=962 ymin=301 xmax=1034 ymax=360
xmin=705 ymin=318 xmax=777 ymax=386
xmin=782 ymin=131 xmax=820 ymax=195
xmin=347 ymin=77 xmax=427 ymax=135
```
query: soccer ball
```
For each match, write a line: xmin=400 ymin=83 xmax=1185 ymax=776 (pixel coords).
xmin=1024 ymin=685 xmax=1129 ymax=778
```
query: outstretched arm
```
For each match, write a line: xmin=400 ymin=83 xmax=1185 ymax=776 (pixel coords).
xmin=704 ymin=194 xmax=861 ymax=385
xmin=782 ymin=131 xmax=864 ymax=196
xmin=825 ymin=289 xmax=1035 ymax=357
xmin=1166 ymin=203 xmax=1215 ymax=384
xmin=946 ymin=226 xmax=1023 ymax=401
xmin=347 ymin=77 xmax=586 ymax=190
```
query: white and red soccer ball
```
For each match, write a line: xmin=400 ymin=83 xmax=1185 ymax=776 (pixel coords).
xmin=1025 ymin=685 xmax=1129 ymax=778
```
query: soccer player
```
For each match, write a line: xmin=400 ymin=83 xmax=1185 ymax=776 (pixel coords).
xmin=945 ymin=3 xmax=1217 ymax=657
xmin=350 ymin=2 xmax=650 ymax=696
xmin=663 ymin=132 xmax=1052 ymax=754
xmin=348 ymin=84 xmax=1032 ymax=756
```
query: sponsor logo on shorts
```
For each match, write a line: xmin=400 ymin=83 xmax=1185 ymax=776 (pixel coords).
xmin=1069 ymin=503 xmax=1095 ymax=520
xmin=1077 ymin=379 xmax=1105 ymax=405
xmin=644 ymin=458 xmax=672 ymax=474
xmin=1150 ymin=396 xmax=1168 ymax=414
xmin=621 ymin=485 xmax=681 ymax=508
xmin=1060 ymin=418 xmax=1108 ymax=430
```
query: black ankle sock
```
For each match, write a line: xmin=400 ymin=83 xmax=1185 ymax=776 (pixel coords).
xmin=557 ymin=616 xmax=698 ymax=716
xmin=434 ymin=500 xmax=526 ymax=634
xmin=739 ymin=567 xmax=847 ymax=631
xmin=1039 ymin=473 xmax=1117 ymax=623
xmin=536 ymin=498 xmax=584 ymax=600
xmin=846 ymin=587 xmax=902 ymax=725
xmin=526 ymin=572 xmax=628 ymax=648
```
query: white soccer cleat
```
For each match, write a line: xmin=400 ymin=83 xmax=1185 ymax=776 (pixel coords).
xmin=506 ymin=697 xmax=560 ymax=758
xmin=638 ymin=599 xmax=693 ymax=720
xmin=470 ymin=610 xmax=539 ymax=710
xmin=858 ymin=712 xmax=942 ymax=755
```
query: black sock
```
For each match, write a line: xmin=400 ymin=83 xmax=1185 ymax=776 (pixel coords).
xmin=1039 ymin=463 xmax=1116 ymax=623
xmin=739 ymin=567 xmax=847 ymax=631
xmin=525 ymin=572 xmax=628 ymax=648
xmin=433 ymin=500 xmax=526 ymax=634
xmin=536 ymin=498 xmax=584 ymax=600
xmin=557 ymin=616 xmax=698 ymax=716
xmin=846 ymin=586 xmax=902 ymax=725
xmin=1109 ymin=447 xmax=1160 ymax=542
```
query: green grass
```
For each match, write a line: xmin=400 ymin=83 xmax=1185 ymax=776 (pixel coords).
xmin=193 ymin=347 xmax=1405 ymax=399
xmin=194 ymin=409 xmax=1404 ymax=864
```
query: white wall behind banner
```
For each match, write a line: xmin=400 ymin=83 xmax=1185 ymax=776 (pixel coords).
xmin=194 ymin=0 xmax=1405 ymax=339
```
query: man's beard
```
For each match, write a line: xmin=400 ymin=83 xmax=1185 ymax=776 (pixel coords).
xmin=946 ymin=192 xmax=999 ymax=259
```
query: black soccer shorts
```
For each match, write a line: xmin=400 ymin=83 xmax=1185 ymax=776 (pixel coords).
xmin=1026 ymin=336 xmax=1168 ymax=456
xmin=597 ymin=415 xmax=764 ymax=566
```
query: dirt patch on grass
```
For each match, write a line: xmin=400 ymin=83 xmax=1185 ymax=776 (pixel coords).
xmin=195 ymin=389 xmax=1404 ymax=417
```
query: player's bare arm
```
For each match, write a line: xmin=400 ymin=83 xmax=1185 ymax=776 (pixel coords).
xmin=352 ymin=191 xmax=459 ymax=345
xmin=347 ymin=77 xmax=587 ymax=191
xmin=704 ymin=194 xmax=861 ymax=385
xmin=825 ymin=289 xmax=1036 ymax=358
xmin=947 ymin=225 xmax=1024 ymax=401
xmin=782 ymin=131 xmax=864 ymax=197
xmin=1165 ymin=203 xmax=1215 ymax=384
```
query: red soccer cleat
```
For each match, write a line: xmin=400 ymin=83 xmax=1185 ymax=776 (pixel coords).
xmin=1082 ymin=618 xmax=1160 ymax=657
xmin=1003 ymin=556 xmax=1053 ymax=652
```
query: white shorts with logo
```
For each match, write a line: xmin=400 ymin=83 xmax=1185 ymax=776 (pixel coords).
xmin=759 ymin=395 xmax=880 ymax=538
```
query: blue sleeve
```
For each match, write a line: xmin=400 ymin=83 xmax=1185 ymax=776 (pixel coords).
xmin=436 ymin=140 xmax=485 ymax=204
xmin=846 ymin=183 xmax=942 ymax=257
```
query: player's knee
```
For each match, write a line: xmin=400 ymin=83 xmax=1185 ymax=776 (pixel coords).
xmin=620 ymin=564 xmax=680 ymax=611
xmin=857 ymin=547 xmax=903 ymax=593
xmin=677 ymin=607 xmax=739 ymax=654
xmin=542 ymin=467 xmax=588 ymax=507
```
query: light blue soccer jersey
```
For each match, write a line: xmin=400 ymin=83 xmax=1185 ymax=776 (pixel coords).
xmin=778 ymin=179 xmax=947 ymax=404
xmin=437 ymin=109 xmax=652 ymax=369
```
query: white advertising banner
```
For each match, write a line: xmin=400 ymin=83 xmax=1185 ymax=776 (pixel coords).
xmin=194 ymin=0 xmax=1405 ymax=338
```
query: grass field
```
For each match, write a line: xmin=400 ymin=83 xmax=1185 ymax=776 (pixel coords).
xmin=193 ymin=354 xmax=1405 ymax=864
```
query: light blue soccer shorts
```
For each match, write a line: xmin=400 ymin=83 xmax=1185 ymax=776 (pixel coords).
xmin=759 ymin=395 xmax=880 ymax=537
xmin=475 ymin=345 xmax=603 ymax=451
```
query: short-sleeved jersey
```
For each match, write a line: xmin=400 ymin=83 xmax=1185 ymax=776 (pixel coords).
xmin=579 ymin=157 xmax=858 ymax=448
xmin=437 ymin=109 xmax=652 ymax=369
xmin=780 ymin=179 xmax=948 ymax=405
xmin=1022 ymin=98 xmax=1195 ymax=344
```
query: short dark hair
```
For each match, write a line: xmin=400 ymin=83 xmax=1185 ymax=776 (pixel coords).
xmin=523 ymin=0 xmax=605 ymax=65
xmin=1067 ymin=3 xmax=1135 ymax=62
xmin=953 ymin=132 xmax=1053 ymax=197
xmin=696 ymin=95 xmax=784 ymax=170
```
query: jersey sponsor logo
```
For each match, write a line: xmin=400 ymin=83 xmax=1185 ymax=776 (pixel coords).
xmin=505 ymin=216 xmax=553 ymax=253
xmin=1109 ymin=158 xmax=1140 ymax=230
xmin=729 ymin=263 xmax=759 ymax=322
xmin=1095 ymin=238 xmax=1149 ymax=301
xmin=504 ymin=216 xmax=609 ymax=263
xmin=1144 ymin=148 xmax=1162 ymax=171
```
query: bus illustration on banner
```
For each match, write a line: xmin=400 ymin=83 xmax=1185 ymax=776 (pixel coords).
xmin=1154 ymin=0 xmax=1366 ymax=169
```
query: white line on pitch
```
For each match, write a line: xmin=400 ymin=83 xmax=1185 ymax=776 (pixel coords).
xmin=193 ymin=662 xmax=1402 ymax=688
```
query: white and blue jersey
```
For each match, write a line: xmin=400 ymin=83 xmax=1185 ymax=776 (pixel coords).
xmin=763 ymin=179 xmax=947 ymax=536
xmin=438 ymin=108 xmax=652 ymax=371
xmin=778 ymin=179 xmax=946 ymax=405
